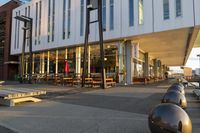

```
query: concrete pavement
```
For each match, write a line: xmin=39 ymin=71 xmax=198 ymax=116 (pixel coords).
xmin=0 ymin=80 xmax=199 ymax=133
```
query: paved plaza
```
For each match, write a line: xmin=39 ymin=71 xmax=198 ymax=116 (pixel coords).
xmin=0 ymin=80 xmax=199 ymax=133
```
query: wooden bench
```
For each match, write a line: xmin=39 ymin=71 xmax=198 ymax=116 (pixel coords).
xmin=0 ymin=88 xmax=46 ymax=107
xmin=193 ymin=89 xmax=200 ymax=100
xmin=133 ymin=77 xmax=147 ymax=85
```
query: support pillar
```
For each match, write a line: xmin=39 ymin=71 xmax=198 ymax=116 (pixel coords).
xmin=32 ymin=54 xmax=35 ymax=74
xmin=125 ymin=41 xmax=134 ymax=84
xmin=55 ymin=50 xmax=58 ymax=75
xmin=153 ymin=59 xmax=158 ymax=78
xmin=76 ymin=47 xmax=81 ymax=77
xmin=144 ymin=53 xmax=149 ymax=78
xmin=47 ymin=51 xmax=50 ymax=74
xmin=118 ymin=42 xmax=124 ymax=83
xmin=42 ymin=52 xmax=45 ymax=74
xmin=88 ymin=46 xmax=91 ymax=77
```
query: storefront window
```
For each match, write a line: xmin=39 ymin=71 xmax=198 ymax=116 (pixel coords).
xmin=67 ymin=48 xmax=76 ymax=76
xmin=58 ymin=49 xmax=65 ymax=74
xmin=49 ymin=51 xmax=56 ymax=74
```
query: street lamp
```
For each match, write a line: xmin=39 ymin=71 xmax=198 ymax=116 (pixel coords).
xmin=197 ymin=54 xmax=200 ymax=75
xmin=15 ymin=15 xmax=33 ymax=84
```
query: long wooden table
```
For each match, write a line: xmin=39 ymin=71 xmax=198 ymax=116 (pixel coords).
xmin=0 ymin=88 xmax=46 ymax=106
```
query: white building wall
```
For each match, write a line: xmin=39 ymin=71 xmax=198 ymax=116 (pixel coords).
xmin=10 ymin=0 xmax=200 ymax=55
xmin=194 ymin=0 xmax=200 ymax=25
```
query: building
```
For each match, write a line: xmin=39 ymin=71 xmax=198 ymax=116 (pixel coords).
xmin=10 ymin=0 xmax=200 ymax=84
xmin=0 ymin=0 xmax=20 ymax=80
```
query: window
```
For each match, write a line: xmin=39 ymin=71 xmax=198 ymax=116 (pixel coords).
xmin=35 ymin=2 xmax=38 ymax=45
xmin=48 ymin=0 xmax=51 ymax=42
xmin=14 ymin=12 xmax=18 ymax=49
xmin=62 ymin=0 xmax=66 ymax=39
xmin=138 ymin=0 xmax=144 ymax=24
xmin=52 ymin=0 xmax=55 ymax=42
xmin=80 ymin=0 xmax=84 ymax=36
xmin=102 ymin=0 xmax=106 ymax=31
xmin=110 ymin=0 xmax=114 ymax=30
xmin=129 ymin=0 xmax=134 ymax=26
xmin=17 ymin=11 xmax=20 ymax=49
xmin=38 ymin=1 xmax=42 ymax=44
xmin=176 ymin=0 xmax=182 ymax=17
xmin=67 ymin=0 xmax=71 ymax=38
xmin=163 ymin=0 xmax=170 ymax=20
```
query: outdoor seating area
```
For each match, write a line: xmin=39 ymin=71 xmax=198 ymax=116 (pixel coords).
xmin=22 ymin=73 xmax=117 ymax=88
xmin=133 ymin=76 xmax=164 ymax=85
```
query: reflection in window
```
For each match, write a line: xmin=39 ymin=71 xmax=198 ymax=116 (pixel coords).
xmin=67 ymin=0 xmax=71 ymax=38
xmin=129 ymin=0 xmax=134 ymax=26
xmin=110 ymin=0 xmax=114 ymax=30
xmin=102 ymin=0 xmax=106 ymax=31
xmin=80 ymin=0 xmax=84 ymax=36
xmin=138 ymin=0 xmax=144 ymax=25
xmin=163 ymin=0 xmax=170 ymax=20
xmin=176 ymin=0 xmax=182 ymax=17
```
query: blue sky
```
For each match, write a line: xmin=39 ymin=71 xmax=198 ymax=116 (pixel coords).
xmin=0 ymin=0 xmax=9 ymax=5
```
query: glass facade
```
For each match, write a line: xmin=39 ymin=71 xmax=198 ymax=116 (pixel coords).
xmin=175 ymin=0 xmax=182 ymax=17
xmin=138 ymin=0 xmax=144 ymax=25
xmin=129 ymin=0 xmax=134 ymax=26
xmin=163 ymin=0 xmax=170 ymax=20
xmin=80 ymin=0 xmax=84 ymax=36
xmin=110 ymin=0 xmax=114 ymax=30
xmin=48 ymin=0 xmax=51 ymax=42
xmin=67 ymin=0 xmax=71 ymax=38
xmin=102 ymin=0 xmax=106 ymax=31
xmin=35 ymin=2 xmax=38 ymax=45
xmin=62 ymin=0 xmax=66 ymax=39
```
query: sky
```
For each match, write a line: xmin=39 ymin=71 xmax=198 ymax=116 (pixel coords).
xmin=0 ymin=0 xmax=9 ymax=6
xmin=185 ymin=48 xmax=200 ymax=70
xmin=0 ymin=0 xmax=199 ymax=70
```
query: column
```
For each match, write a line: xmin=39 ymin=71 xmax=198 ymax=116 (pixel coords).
xmin=153 ymin=59 xmax=158 ymax=78
xmin=118 ymin=42 xmax=124 ymax=83
xmin=55 ymin=50 xmax=58 ymax=75
xmin=76 ymin=47 xmax=81 ymax=77
xmin=32 ymin=54 xmax=35 ymax=74
xmin=88 ymin=46 xmax=91 ymax=76
xmin=47 ymin=51 xmax=50 ymax=74
xmin=125 ymin=41 xmax=134 ymax=84
xmin=41 ymin=52 xmax=45 ymax=74
xmin=144 ymin=53 xmax=149 ymax=78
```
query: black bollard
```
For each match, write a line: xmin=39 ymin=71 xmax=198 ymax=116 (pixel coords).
xmin=148 ymin=103 xmax=192 ymax=133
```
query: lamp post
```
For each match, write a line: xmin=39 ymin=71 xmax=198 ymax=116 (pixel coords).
xmin=82 ymin=0 xmax=106 ymax=89
xmin=15 ymin=15 xmax=33 ymax=84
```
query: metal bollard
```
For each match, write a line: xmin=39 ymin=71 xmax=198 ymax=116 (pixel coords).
xmin=148 ymin=103 xmax=192 ymax=133
xmin=162 ymin=90 xmax=187 ymax=109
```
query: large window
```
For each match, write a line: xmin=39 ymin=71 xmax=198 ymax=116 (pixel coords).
xmin=62 ymin=0 xmax=66 ymax=39
xmin=67 ymin=0 xmax=71 ymax=38
xmin=80 ymin=0 xmax=84 ymax=36
xmin=17 ymin=11 xmax=20 ymax=49
xmin=48 ymin=0 xmax=51 ymax=42
xmin=163 ymin=0 xmax=170 ymax=20
xmin=175 ymin=0 xmax=182 ymax=17
xmin=52 ymin=0 xmax=55 ymax=42
xmin=14 ymin=12 xmax=18 ymax=49
xmin=102 ymin=0 xmax=106 ymax=31
xmin=138 ymin=0 xmax=144 ymax=25
xmin=38 ymin=1 xmax=42 ymax=44
xmin=110 ymin=0 xmax=114 ymax=30
xmin=35 ymin=2 xmax=38 ymax=45
xmin=129 ymin=0 xmax=134 ymax=26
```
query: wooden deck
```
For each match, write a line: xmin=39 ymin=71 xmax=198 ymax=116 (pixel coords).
xmin=0 ymin=88 xmax=46 ymax=106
